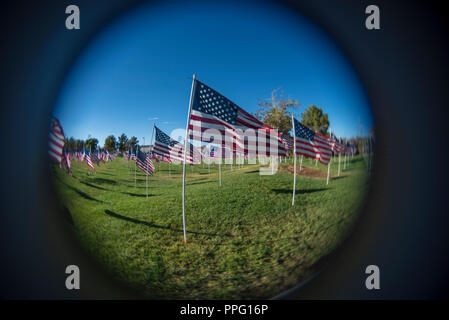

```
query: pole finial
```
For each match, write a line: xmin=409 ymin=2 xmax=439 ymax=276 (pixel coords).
xmin=193 ymin=74 xmax=196 ymax=79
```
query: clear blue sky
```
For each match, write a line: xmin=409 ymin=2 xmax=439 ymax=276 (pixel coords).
xmin=54 ymin=0 xmax=374 ymax=147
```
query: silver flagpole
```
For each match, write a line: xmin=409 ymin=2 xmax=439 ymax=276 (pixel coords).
xmin=182 ymin=74 xmax=196 ymax=244
xmin=219 ymin=159 xmax=222 ymax=186
xmin=338 ymin=136 xmax=341 ymax=177
xmin=326 ymin=128 xmax=332 ymax=185
xmin=146 ymin=149 xmax=149 ymax=198
xmin=292 ymin=114 xmax=297 ymax=206
xmin=134 ymin=149 xmax=136 ymax=188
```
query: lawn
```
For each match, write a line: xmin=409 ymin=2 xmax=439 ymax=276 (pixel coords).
xmin=51 ymin=155 xmax=369 ymax=299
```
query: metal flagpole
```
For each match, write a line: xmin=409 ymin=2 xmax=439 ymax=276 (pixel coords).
xmin=326 ymin=128 xmax=332 ymax=185
xmin=219 ymin=159 xmax=222 ymax=186
xmin=344 ymin=152 xmax=347 ymax=171
xmin=292 ymin=114 xmax=297 ymax=206
xmin=338 ymin=136 xmax=341 ymax=177
xmin=134 ymin=148 xmax=136 ymax=188
xmin=145 ymin=149 xmax=149 ymax=198
xmin=182 ymin=74 xmax=196 ymax=245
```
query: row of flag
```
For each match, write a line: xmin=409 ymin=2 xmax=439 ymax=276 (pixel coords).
xmin=49 ymin=117 xmax=156 ymax=177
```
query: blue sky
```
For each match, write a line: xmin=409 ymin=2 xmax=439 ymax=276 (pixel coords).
xmin=54 ymin=0 xmax=374 ymax=147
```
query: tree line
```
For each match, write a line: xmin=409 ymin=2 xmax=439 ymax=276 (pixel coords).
xmin=64 ymin=134 xmax=140 ymax=153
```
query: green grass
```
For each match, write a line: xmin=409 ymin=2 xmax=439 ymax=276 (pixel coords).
xmin=52 ymin=155 xmax=369 ymax=299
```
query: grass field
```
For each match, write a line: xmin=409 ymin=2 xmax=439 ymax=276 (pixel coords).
xmin=52 ymin=155 xmax=369 ymax=299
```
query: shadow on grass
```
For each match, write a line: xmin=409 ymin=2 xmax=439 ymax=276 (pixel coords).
xmin=57 ymin=178 xmax=104 ymax=203
xmin=61 ymin=206 xmax=74 ymax=226
xmin=121 ymin=192 xmax=155 ymax=197
xmin=79 ymin=181 xmax=109 ymax=191
xmin=123 ymin=185 xmax=148 ymax=189
xmin=104 ymin=209 xmax=231 ymax=238
xmin=244 ymin=170 xmax=259 ymax=174
xmin=271 ymin=188 xmax=327 ymax=194
xmin=330 ymin=176 xmax=347 ymax=181
xmin=90 ymin=177 xmax=117 ymax=185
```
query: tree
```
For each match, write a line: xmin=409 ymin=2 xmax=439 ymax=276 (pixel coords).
xmin=75 ymin=139 xmax=84 ymax=151
xmin=104 ymin=135 xmax=117 ymax=153
xmin=64 ymin=137 xmax=76 ymax=152
xmin=256 ymin=88 xmax=300 ymax=134
xmin=126 ymin=136 xmax=139 ymax=151
xmin=85 ymin=138 xmax=98 ymax=152
xmin=118 ymin=133 xmax=128 ymax=152
xmin=300 ymin=105 xmax=330 ymax=135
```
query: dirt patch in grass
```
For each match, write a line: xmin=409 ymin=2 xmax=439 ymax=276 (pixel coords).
xmin=281 ymin=165 xmax=326 ymax=179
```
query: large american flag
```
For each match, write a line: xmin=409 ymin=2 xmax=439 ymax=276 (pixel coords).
xmin=136 ymin=149 xmax=154 ymax=175
xmin=188 ymin=80 xmax=286 ymax=157
xmin=153 ymin=125 xmax=198 ymax=164
xmin=292 ymin=117 xmax=333 ymax=165
xmin=48 ymin=117 xmax=65 ymax=165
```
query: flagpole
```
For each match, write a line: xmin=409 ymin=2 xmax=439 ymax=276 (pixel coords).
xmin=326 ymin=128 xmax=332 ymax=185
xmin=338 ymin=136 xmax=341 ymax=177
xmin=134 ymin=148 xmax=136 ymax=188
xmin=292 ymin=114 xmax=297 ymax=206
xmin=182 ymin=74 xmax=196 ymax=245
xmin=219 ymin=158 xmax=222 ymax=186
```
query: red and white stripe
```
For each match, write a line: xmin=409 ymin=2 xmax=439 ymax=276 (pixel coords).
xmin=295 ymin=133 xmax=333 ymax=165
xmin=137 ymin=154 xmax=154 ymax=175
xmin=153 ymin=141 xmax=196 ymax=164
xmin=189 ymin=109 xmax=286 ymax=157
xmin=48 ymin=118 xmax=65 ymax=164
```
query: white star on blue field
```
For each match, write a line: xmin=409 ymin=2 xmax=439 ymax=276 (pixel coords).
xmin=54 ymin=0 xmax=374 ymax=146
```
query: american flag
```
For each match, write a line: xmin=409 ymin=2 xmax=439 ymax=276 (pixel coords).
xmin=64 ymin=149 xmax=72 ymax=176
xmin=130 ymin=148 xmax=136 ymax=161
xmin=188 ymin=80 xmax=286 ymax=157
xmin=281 ymin=133 xmax=294 ymax=150
xmin=136 ymin=149 xmax=154 ymax=175
xmin=48 ymin=117 xmax=65 ymax=165
xmin=292 ymin=117 xmax=333 ymax=165
xmin=153 ymin=125 xmax=197 ymax=164
xmin=84 ymin=146 xmax=95 ymax=171
xmin=90 ymin=148 xmax=100 ymax=165
xmin=331 ymin=134 xmax=344 ymax=154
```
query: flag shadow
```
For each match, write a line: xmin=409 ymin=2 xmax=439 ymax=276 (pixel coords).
xmin=104 ymin=209 xmax=230 ymax=238
xmin=90 ymin=177 xmax=117 ymax=185
xmin=79 ymin=180 xmax=109 ymax=191
xmin=271 ymin=188 xmax=327 ymax=194
xmin=121 ymin=192 xmax=156 ymax=197
xmin=244 ymin=170 xmax=259 ymax=174
xmin=330 ymin=176 xmax=347 ymax=181
xmin=57 ymin=178 xmax=104 ymax=203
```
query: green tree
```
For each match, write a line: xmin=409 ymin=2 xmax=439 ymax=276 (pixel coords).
xmin=118 ymin=133 xmax=128 ymax=152
xmin=256 ymin=88 xmax=300 ymax=134
xmin=104 ymin=135 xmax=117 ymax=153
xmin=64 ymin=137 xmax=76 ymax=152
xmin=300 ymin=105 xmax=330 ymax=135
xmin=126 ymin=136 xmax=139 ymax=151
xmin=85 ymin=138 xmax=98 ymax=152
xmin=75 ymin=139 xmax=84 ymax=151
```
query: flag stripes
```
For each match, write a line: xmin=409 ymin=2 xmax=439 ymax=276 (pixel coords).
xmin=48 ymin=117 xmax=65 ymax=164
